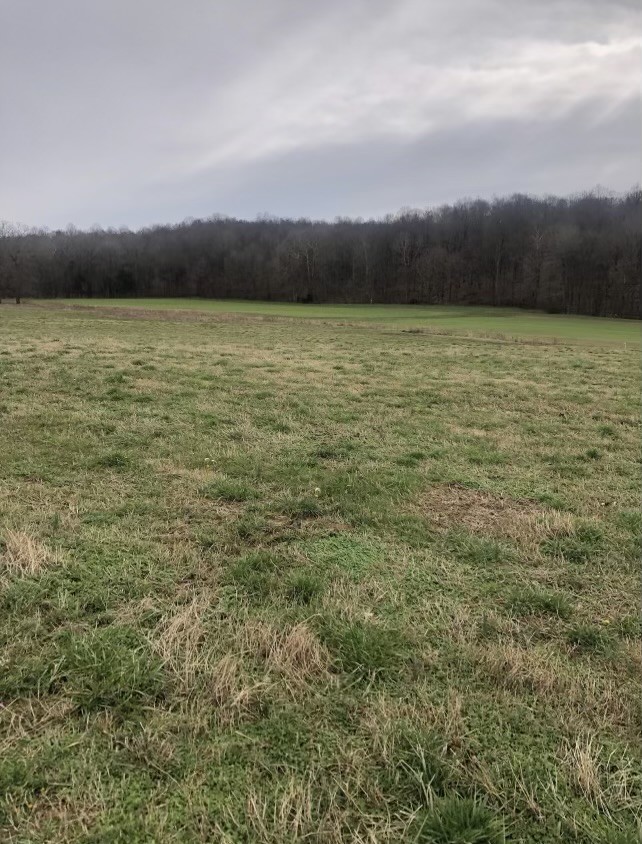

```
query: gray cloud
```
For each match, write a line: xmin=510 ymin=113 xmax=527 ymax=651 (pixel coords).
xmin=1 ymin=0 xmax=639 ymax=228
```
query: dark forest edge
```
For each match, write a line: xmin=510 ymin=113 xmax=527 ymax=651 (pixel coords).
xmin=1 ymin=189 xmax=640 ymax=317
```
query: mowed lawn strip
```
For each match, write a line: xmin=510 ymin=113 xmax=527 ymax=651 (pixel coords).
xmin=0 ymin=304 xmax=640 ymax=843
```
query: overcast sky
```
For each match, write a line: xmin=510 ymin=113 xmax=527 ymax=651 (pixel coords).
xmin=1 ymin=0 xmax=639 ymax=229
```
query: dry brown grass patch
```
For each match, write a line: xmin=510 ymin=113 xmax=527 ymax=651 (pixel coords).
xmin=149 ymin=600 xmax=269 ymax=721
xmin=245 ymin=773 xmax=318 ymax=842
xmin=418 ymin=483 xmax=573 ymax=546
xmin=469 ymin=642 xmax=639 ymax=734
xmin=204 ymin=653 xmax=270 ymax=726
xmin=113 ymin=595 xmax=158 ymax=626
xmin=151 ymin=592 xmax=213 ymax=689
xmin=7 ymin=792 xmax=105 ymax=842
xmin=241 ymin=621 xmax=332 ymax=688
xmin=241 ymin=769 xmax=410 ymax=844
xmin=364 ymin=688 xmax=468 ymax=756
xmin=0 ymin=698 xmax=75 ymax=755
xmin=559 ymin=734 xmax=642 ymax=818
xmin=563 ymin=734 xmax=606 ymax=810
xmin=157 ymin=538 xmax=218 ymax=580
xmin=320 ymin=579 xmax=398 ymax=622
xmin=0 ymin=530 xmax=56 ymax=577
xmin=473 ymin=642 xmax=563 ymax=696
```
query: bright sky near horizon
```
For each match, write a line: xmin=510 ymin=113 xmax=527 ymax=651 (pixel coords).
xmin=1 ymin=0 xmax=640 ymax=229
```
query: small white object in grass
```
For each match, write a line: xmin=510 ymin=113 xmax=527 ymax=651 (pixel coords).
xmin=314 ymin=487 xmax=321 ymax=496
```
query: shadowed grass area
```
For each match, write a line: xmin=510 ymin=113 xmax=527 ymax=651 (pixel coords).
xmin=0 ymin=304 xmax=640 ymax=842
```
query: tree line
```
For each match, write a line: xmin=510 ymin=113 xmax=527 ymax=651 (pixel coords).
xmin=1 ymin=190 xmax=640 ymax=317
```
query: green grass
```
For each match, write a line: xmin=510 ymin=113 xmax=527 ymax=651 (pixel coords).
xmin=37 ymin=297 xmax=642 ymax=344
xmin=0 ymin=303 xmax=640 ymax=842
xmin=412 ymin=797 xmax=507 ymax=843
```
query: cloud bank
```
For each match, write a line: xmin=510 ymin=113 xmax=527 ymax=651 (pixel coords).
xmin=1 ymin=0 xmax=639 ymax=228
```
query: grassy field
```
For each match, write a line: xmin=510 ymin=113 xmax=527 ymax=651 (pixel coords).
xmin=0 ymin=302 xmax=640 ymax=843
xmin=37 ymin=298 xmax=642 ymax=345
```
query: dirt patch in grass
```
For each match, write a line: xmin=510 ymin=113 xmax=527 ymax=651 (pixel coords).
xmin=419 ymin=483 xmax=571 ymax=544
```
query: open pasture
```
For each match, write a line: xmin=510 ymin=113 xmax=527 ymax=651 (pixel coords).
xmin=0 ymin=302 xmax=640 ymax=842
xmin=37 ymin=298 xmax=642 ymax=345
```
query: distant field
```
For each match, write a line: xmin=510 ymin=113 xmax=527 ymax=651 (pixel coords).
xmin=1 ymin=305 xmax=640 ymax=843
xmin=37 ymin=298 xmax=642 ymax=345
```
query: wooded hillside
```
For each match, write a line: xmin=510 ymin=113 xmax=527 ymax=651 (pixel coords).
xmin=1 ymin=190 xmax=640 ymax=317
